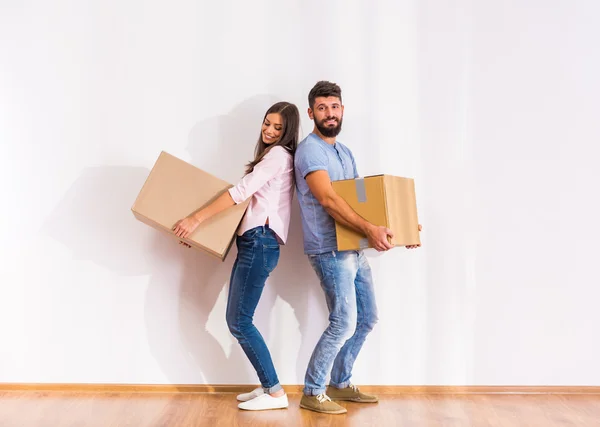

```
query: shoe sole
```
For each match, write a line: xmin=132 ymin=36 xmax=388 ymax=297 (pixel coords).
xmin=238 ymin=406 xmax=288 ymax=411
xmin=329 ymin=397 xmax=378 ymax=403
xmin=299 ymin=403 xmax=347 ymax=414
xmin=237 ymin=394 xmax=264 ymax=402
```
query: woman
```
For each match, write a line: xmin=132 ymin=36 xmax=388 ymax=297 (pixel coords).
xmin=172 ymin=101 xmax=300 ymax=411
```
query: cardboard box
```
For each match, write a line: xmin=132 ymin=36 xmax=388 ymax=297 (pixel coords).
xmin=131 ymin=151 xmax=249 ymax=261
xmin=332 ymin=175 xmax=420 ymax=251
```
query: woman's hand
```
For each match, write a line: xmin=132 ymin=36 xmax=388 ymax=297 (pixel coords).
xmin=172 ymin=215 xmax=202 ymax=239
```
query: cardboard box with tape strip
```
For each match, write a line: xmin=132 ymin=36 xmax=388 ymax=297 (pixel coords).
xmin=131 ymin=151 xmax=250 ymax=261
xmin=332 ymin=175 xmax=420 ymax=251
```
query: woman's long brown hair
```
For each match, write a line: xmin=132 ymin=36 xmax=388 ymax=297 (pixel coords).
xmin=245 ymin=102 xmax=300 ymax=175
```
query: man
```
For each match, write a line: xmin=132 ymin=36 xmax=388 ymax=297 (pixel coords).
xmin=295 ymin=81 xmax=421 ymax=414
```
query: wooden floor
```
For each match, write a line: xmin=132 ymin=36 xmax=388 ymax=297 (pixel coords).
xmin=1 ymin=391 xmax=599 ymax=426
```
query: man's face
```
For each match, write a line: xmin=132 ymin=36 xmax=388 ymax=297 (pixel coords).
xmin=309 ymin=96 xmax=344 ymax=138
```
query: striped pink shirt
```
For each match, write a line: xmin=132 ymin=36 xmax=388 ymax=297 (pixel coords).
xmin=228 ymin=146 xmax=294 ymax=244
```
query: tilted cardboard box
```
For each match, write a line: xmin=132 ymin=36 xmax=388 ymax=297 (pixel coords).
xmin=332 ymin=175 xmax=420 ymax=251
xmin=131 ymin=151 xmax=249 ymax=261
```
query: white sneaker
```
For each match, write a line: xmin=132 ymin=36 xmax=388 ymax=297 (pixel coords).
xmin=236 ymin=387 xmax=264 ymax=402
xmin=238 ymin=393 xmax=288 ymax=411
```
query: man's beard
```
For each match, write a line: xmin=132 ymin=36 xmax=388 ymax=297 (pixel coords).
xmin=316 ymin=116 xmax=343 ymax=138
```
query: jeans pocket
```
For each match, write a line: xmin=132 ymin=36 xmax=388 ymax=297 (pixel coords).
xmin=262 ymin=244 xmax=280 ymax=276
xmin=308 ymin=252 xmax=337 ymax=286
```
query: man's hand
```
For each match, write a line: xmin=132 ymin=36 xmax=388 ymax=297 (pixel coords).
xmin=172 ymin=216 xmax=201 ymax=239
xmin=366 ymin=224 xmax=394 ymax=252
xmin=406 ymin=224 xmax=423 ymax=249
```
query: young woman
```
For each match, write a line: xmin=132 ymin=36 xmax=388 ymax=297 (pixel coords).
xmin=172 ymin=101 xmax=300 ymax=411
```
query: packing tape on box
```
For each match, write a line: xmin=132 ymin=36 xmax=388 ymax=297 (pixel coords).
xmin=359 ymin=238 xmax=369 ymax=249
xmin=355 ymin=178 xmax=367 ymax=203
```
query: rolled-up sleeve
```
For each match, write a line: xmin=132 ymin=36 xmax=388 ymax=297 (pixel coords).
xmin=228 ymin=147 xmax=288 ymax=204
xmin=296 ymin=143 xmax=329 ymax=179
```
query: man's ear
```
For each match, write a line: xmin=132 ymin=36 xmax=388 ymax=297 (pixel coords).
xmin=307 ymin=107 xmax=314 ymax=120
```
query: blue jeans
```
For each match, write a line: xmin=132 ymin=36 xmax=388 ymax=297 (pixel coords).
xmin=303 ymin=250 xmax=378 ymax=396
xmin=225 ymin=225 xmax=282 ymax=394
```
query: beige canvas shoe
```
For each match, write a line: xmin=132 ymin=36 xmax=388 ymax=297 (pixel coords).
xmin=300 ymin=393 xmax=347 ymax=414
xmin=327 ymin=384 xmax=378 ymax=403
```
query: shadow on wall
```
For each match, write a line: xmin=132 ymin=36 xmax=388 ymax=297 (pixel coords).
xmin=42 ymin=94 xmax=326 ymax=385
xmin=41 ymin=165 xmax=236 ymax=382
xmin=43 ymin=166 xmax=155 ymax=277
xmin=187 ymin=94 xmax=272 ymax=184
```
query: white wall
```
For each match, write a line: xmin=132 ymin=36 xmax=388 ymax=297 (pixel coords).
xmin=1 ymin=0 xmax=599 ymax=386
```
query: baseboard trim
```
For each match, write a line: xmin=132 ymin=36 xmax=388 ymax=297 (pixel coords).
xmin=1 ymin=383 xmax=600 ymax=395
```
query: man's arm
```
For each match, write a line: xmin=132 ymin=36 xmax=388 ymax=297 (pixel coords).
xmin=306 ymin=170 xmax=394 ymax=252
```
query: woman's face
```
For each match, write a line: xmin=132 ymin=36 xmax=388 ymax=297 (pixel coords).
xmin=262 ymin=113 xmax=283 ymax=145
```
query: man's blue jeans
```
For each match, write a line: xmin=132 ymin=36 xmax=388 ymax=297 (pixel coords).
xmin=303 ymin=250 xmax=379 ymax=396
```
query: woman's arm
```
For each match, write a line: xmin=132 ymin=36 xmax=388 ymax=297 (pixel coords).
xmin=172 ymin=147 xmax=287 ymax=243
xmin=172 ymin=190 xmax=236 ymax=241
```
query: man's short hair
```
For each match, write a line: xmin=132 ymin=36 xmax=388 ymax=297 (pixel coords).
xmin=308 ymin=81 xmax=342 ymax=109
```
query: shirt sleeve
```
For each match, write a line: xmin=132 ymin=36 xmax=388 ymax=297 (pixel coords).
xmin=228 ymin=147 xmax=288 ymax=204
xmin=295 ymin=143 xmax=329 ymax=179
